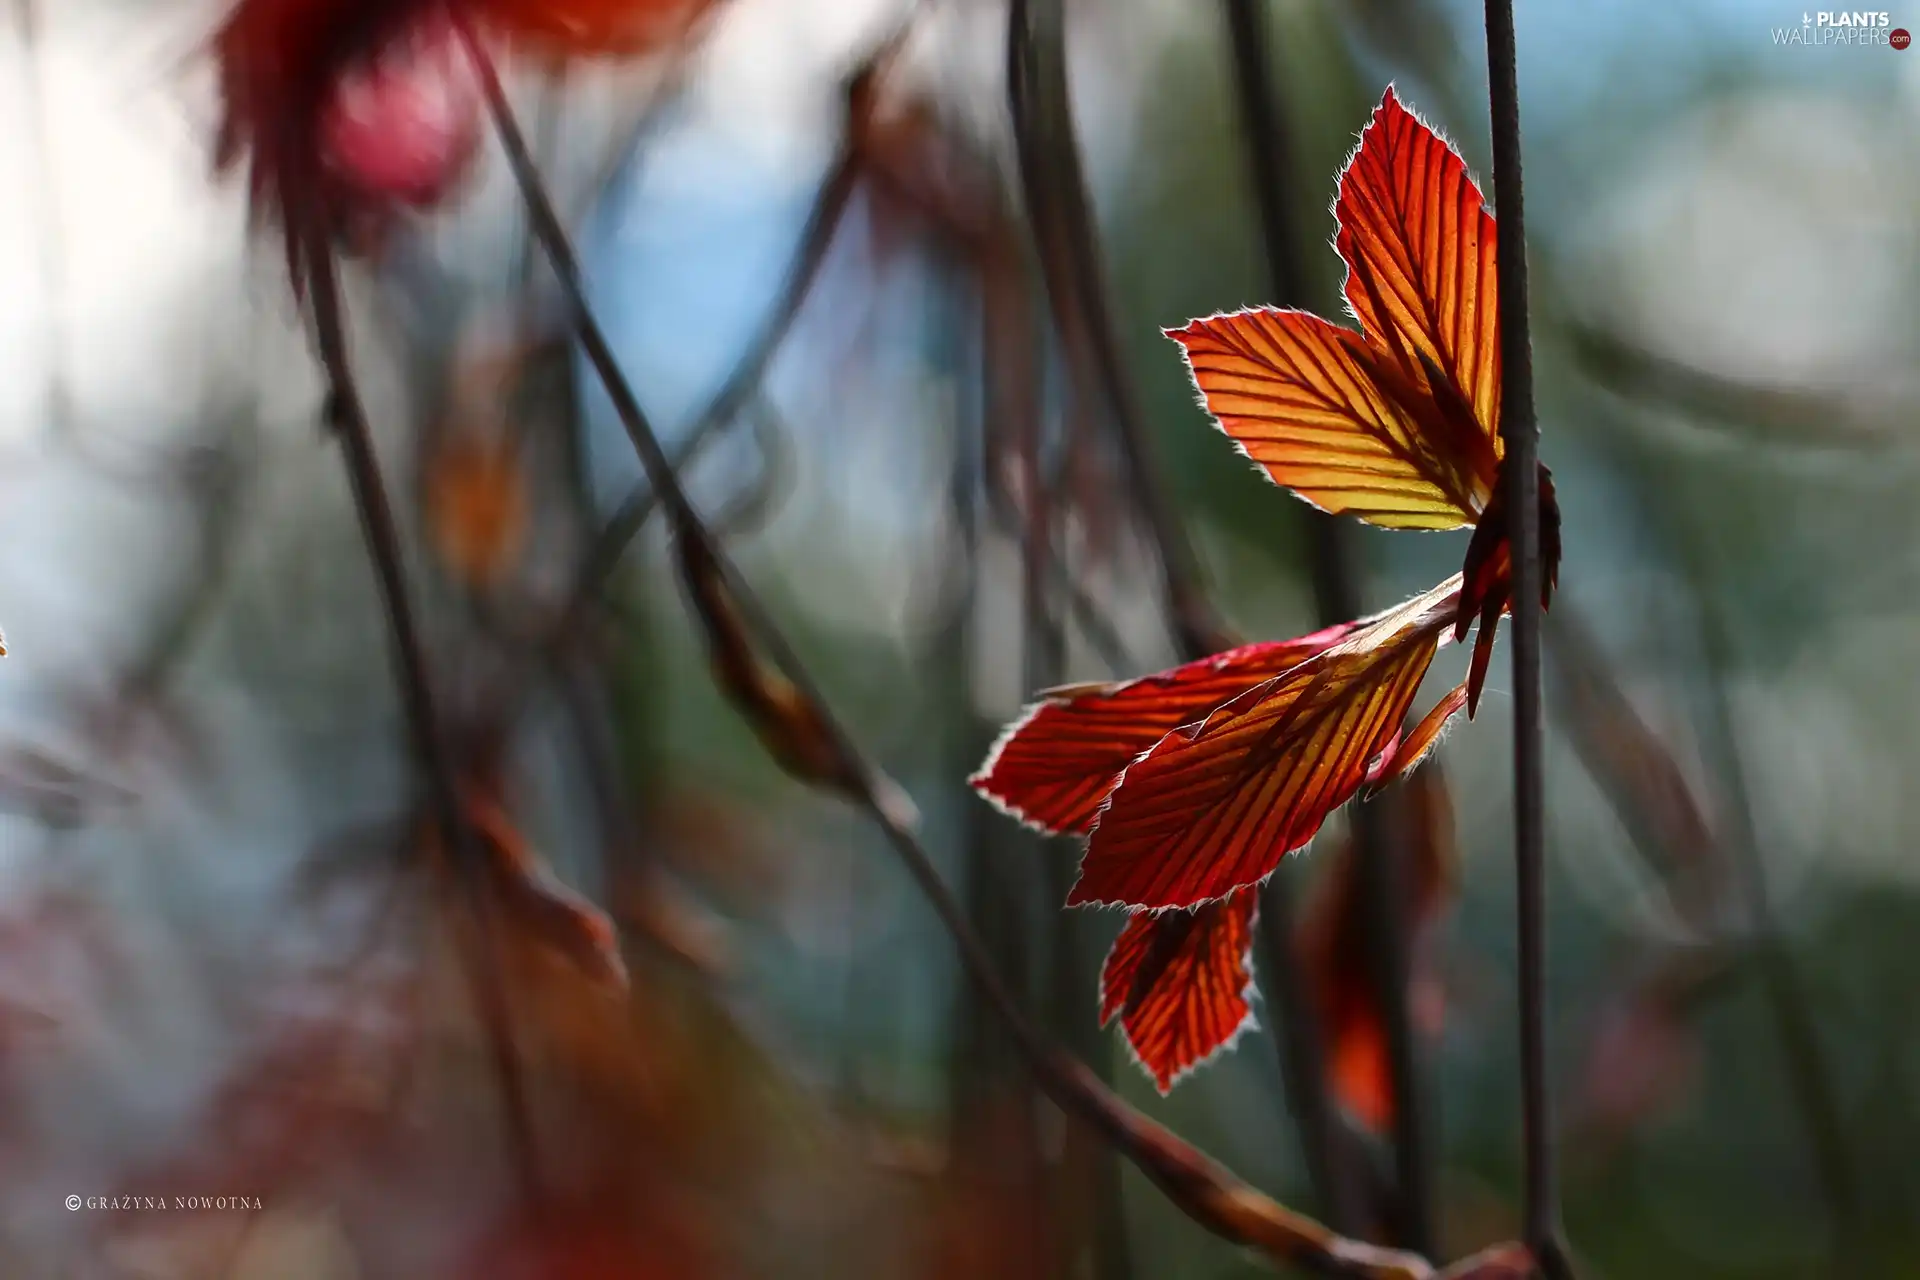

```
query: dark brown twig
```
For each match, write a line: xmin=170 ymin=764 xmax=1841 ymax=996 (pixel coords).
xmin=1482 ymin=5 xmax=1569 ymax=1275
xmin=461 ymin=25 xmax=1494 ymax=1275
xmin=300 ymin=228 xmax=541 ymax=1203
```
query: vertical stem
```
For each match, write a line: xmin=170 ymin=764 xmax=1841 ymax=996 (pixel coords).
xmin=1481 ymin=4 xmax=1563 ymax=1272
xmin=1223 ymin=0 xmax=1427 ymax=1248
xmin=302 ymin=233 xmax=542 ymax=1204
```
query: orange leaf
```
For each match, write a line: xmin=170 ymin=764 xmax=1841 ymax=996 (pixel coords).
xmin=970 ymin=624 xmax=1362 ymax=836
xmin=1168 ymin=309 xmax=1482 ymax=530
xmin=426 ymin=437 xmax=530 ymax=586
xmin=1072 ymin=576 xmax=1462 ymax=910
xmin=1099 ymin=891 xmax=1259 ymax=1093
xmin=1336 ymin=86 xmax=1501 ymax=481
xmin=1375 ymin=680 xmax=1469 ymax=787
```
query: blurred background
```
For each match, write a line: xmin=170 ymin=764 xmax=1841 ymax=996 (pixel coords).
xmin=2 ymin=0 xmax=1918 ymax=1276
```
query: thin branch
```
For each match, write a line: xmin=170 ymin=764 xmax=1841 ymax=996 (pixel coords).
xmin=1482 ymin=5 xmax=1568 ymax=1275
xmin=300 ymin=228 xmax=541 ymax=1203
xmin=461 ymin=26 xmax=1495 ymax=1276
xmin=1006 ymin=0 xmax=1227 ymax=659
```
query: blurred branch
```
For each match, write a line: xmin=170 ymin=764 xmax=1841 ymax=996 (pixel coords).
xmin=1481 ymin=5 xmax=1570 ymax=1276
xmin=708 ymin=395 xmax=796 ymax=540
xmin=983 ymin=497 xmax=1134 ymax=674
xmin=464 ymin=29 xmax=1528 ymax=1275
xmin=1564 ymin=316 xmax=1895 ymax=450
xmin=1688 ymin=578 xmax=1863 ymax=1271
xmin=1006 ymin=0 xmax=1228 ymax=659
xmin=1543 ymin=608 xmax=1723 ymax=925
xmin=562 ymin=143 xmax=861 ymax=619
xmin=300 ymin=227 xmax=541 ymax=1204
xmin=1222 ymin=0 xmax=1426 ymax=1247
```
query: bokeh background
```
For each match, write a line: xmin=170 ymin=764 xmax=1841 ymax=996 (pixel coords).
xmin=1 ymin=0 xmax=1917 ymax=1276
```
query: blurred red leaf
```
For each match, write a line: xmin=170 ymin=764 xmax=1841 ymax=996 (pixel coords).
xmin=318 ymin=16 xmax=481 ymax=212
xmin=1570 ymin=952 xmax=1720 ymax=1155
xmin=1296 ymin=767 xmax=1458 ymax=1131
xmin=1070 ymin=576 xmax=1461 ymax=910
xmin=1099 ymin=890 xmax=1259 ymax=1093
xmin=480 ymin=0 xmax=715 ymax=60
xmin=461 ymin=1189 xmax=718 ymax=1280
xmin=970 ymin=623 xmax=1361 ymax=836
xmin=212 ymin=0 xmax=480 ymax=277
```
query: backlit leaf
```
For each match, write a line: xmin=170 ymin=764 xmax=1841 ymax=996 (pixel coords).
xmin=970 ymin=624 xmax=1360 ymax=836
xmin=1100 ymin=891 xmax=1259 ymax=1093
xmin=1072 ymin=576 xmax=1462 ymax=910
xmin=1336 ymin=86 xmax=1500 ymax=465
xmin=1168 ymin=309 xmax=1481 ymax=530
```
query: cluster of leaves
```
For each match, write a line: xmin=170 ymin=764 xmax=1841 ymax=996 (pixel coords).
xmin=974 ymin=88 xmax=1562 ymax=1093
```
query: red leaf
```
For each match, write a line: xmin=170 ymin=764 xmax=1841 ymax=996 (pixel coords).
xmin=1336 ymin=86 xmax=1502 ymax=470
xmin=1100 ymin=891 xmax=1259 ymax=1093
xmin=970 ymin=624 xmax=1359 ymax=836
xmin=1071 ymin=577 xmax=1461 ymax=910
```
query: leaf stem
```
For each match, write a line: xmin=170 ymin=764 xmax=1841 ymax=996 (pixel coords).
xmin=1481 ymin=4 xmax=1567 ymax=1274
